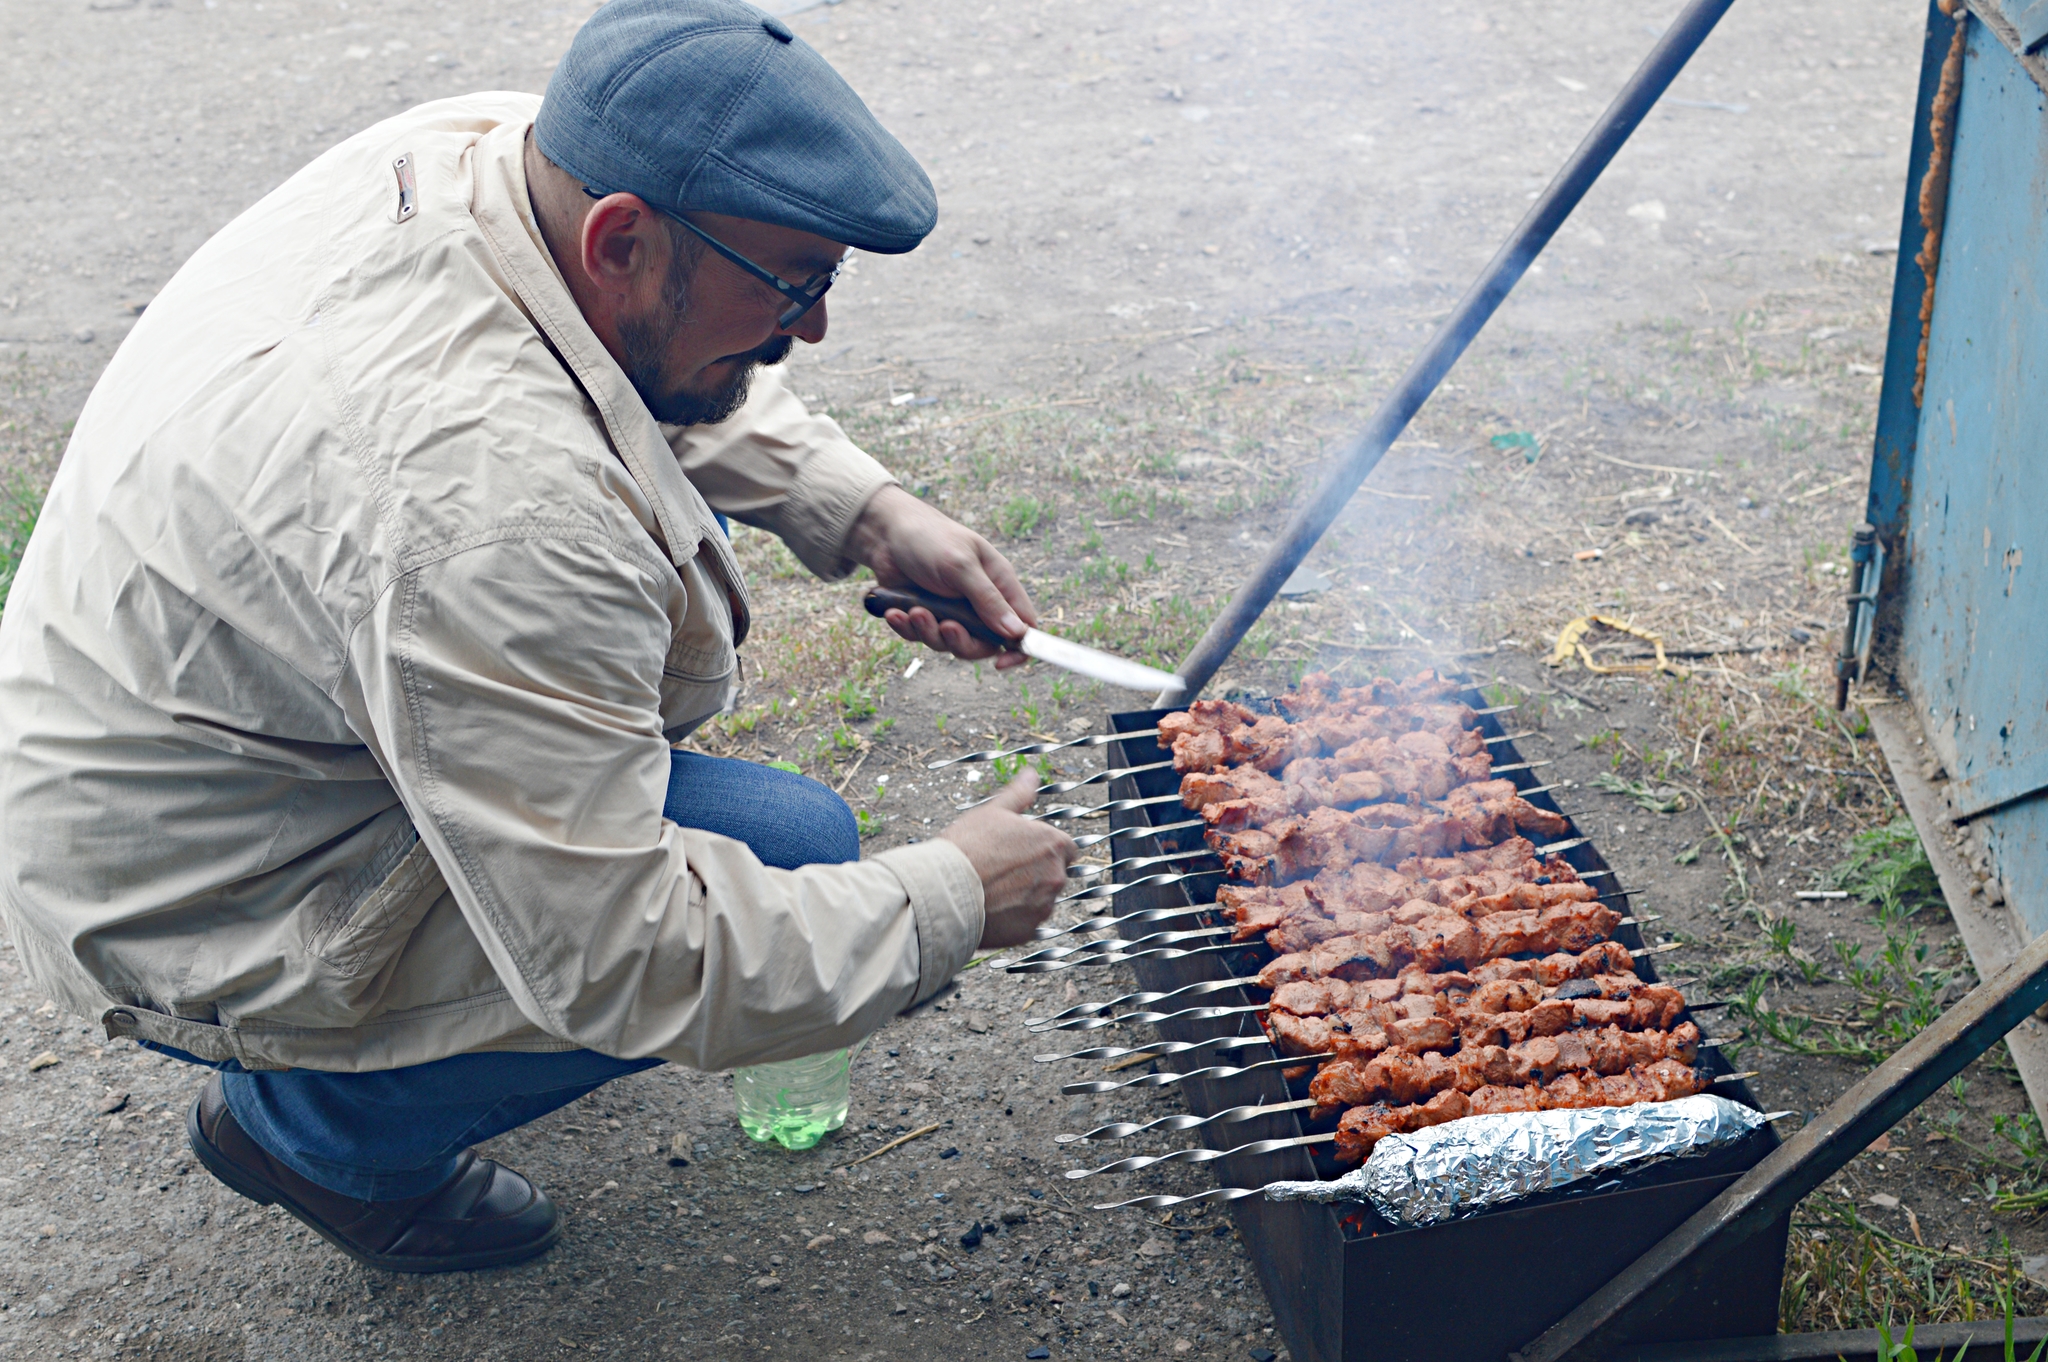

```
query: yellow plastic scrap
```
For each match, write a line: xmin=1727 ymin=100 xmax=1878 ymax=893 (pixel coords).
xmin=1547 ymin=615 xmax=1687 ymax=677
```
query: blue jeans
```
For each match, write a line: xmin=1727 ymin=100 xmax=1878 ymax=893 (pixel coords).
xmin=186 ymin=750 xmax=858 ymax=1201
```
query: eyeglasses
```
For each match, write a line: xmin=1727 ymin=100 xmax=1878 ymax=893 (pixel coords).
xmin=583 ymin=188 xmax=846 ymax=329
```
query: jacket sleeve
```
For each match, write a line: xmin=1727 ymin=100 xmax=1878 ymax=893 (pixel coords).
xmin=662 ymin=364 xmax=895 ymax=579
xmin=346 ymin=532 xmax=984 ymax=1069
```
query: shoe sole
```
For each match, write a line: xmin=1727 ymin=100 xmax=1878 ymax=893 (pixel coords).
xmin=186 ymin=1090 xmax=561 ymax=1274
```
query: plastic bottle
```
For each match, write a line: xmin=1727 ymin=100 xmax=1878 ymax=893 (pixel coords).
xmin=732 ymin=1046 xmax=855 ymax=1151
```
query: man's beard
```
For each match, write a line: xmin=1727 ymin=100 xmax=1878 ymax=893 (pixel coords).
xmin=618 ymin=251 xmax=794 ymax=427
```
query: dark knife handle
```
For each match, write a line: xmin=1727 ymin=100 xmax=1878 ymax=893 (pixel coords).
xmin=862 ymin=585 xmax=1012 ymax=649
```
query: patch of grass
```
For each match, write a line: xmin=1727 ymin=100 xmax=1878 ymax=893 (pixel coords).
xmin=835 ymin=678 xmax=880 ymax=721
xmin=1781 ymin=1193 xmax=2047 ymax=1338
xmin=1732 ymin=911 xmax=1962 ymax=1066
xmin=1592 ymin=771 xmax=1685 ymax=814
xmin=1833 ymin=819 xmax=1945 ymax=923
xmin=729 ymin=522 xmax=807 ymax=581
xmin=997 ymin=495 xmax=1049 ymax=538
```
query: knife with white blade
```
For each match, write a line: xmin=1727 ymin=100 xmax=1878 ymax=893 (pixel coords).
xmin=862 ymin=586 xmax=1186 ymax=696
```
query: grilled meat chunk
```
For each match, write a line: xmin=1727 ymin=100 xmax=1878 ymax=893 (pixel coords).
xmin=1331 ymin=1088 xmax=1473 ymax=1163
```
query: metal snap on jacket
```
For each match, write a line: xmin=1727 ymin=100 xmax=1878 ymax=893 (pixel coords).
xmin=392 ymin=153 xmax=417 ymax=223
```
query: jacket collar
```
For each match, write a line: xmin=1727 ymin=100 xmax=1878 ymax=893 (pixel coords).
xmin=465 ymin=120 xmax=751 ymax=644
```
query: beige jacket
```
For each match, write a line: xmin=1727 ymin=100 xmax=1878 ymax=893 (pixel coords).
xmin=0 ymin=93 xmax=984 ymax=1073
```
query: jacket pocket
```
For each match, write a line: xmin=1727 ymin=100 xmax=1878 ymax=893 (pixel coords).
xmin=312 ymin=834 xmax=448 ymax=980
xmin=663 ymin=629 xmax=736 ymax=684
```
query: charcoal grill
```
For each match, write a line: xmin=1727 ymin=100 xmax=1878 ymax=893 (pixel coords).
xmin=1035 ymin=691 xmax=1789 ymax=1362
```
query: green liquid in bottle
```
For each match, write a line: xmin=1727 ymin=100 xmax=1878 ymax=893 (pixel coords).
xmin=732 ymin=1048 xmax=852 ymax=1152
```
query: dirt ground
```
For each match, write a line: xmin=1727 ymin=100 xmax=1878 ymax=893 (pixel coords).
xmin=5 ymin=0 xmax=2036 ymax=1357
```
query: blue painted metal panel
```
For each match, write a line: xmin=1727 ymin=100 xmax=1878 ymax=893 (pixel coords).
xmin=1893 ymin=25 xmax=2048 ymax=931
xmin=2003 ymin=0 xmax=2048 ymax=54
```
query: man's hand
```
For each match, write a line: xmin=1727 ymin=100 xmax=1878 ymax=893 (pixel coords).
xmin=939 ymin=772 xmax=1077 ymax=949
xmin=846 ymin=484 xmax=1037 ymax=668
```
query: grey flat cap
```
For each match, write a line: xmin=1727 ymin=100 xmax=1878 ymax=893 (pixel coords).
xmin=535 ymin=0 xmax=936 ymax=254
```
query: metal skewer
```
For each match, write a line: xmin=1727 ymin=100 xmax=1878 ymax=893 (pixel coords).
xmin=1051 ymin=832 xmax=1590 ymax=906
xmin=1062 ymin=1049 xmax=1325 ymax=1095
xmin=1065 ymin=1132 xmax=1337 ymax=1179
xmin=956 ymin=758 xmax=1177 ymax=810
xmin=1032 ymin=881 xmax=1637 ymax=952
xmin=1069 ymin=818 xmax=1203 ymax=851
xmin=1057 ymin=1097 xmax=1319 ymax=1144
xmin=1038 ymin=945 xmax=1679 ymax=1031
xmin=998 ymin=912 xmax=1660 ymax=970
xmin=1001 ymin=940 xmax=1250 ymax=974
xmin=1030 ymin=845 xmax=1602 ymax=944
xmin=1091 ymin=1186 xmax=1273 ymax=1211
xmin=1065 ymin=1075 xmax=1766 ymax=1179
xmin=1063 ymin=1047 xmax=1730 ymax=1143
xmin=1024 ymin=753 xmax=1548 ymax=819
xmin=1032 ymin=941 xmax=1693 ymax=1025
xmin=1085 ymin=1110 xmax=1798 ymax=1209
xmin=1056 ymin=868 xmax=1230 ymax=905
xmin=1035 ymin=1034 xmax=1278 ymax=1065
xmin=1066 ymin=847 xmax=1213 ymax=880
xmin=1071 ymin=1034 xmax=1732 ymax=1089
xmin=1031 ymin=975 xmax=1256 ymax=1028
xmin=925 ymin=704 xmax=1521 ymax=769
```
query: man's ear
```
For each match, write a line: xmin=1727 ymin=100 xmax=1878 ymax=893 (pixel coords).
xmin=578 ymin=193 xmax=665 ymax=303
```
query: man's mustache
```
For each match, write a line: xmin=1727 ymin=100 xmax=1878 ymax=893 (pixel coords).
xmin=721 ymin=334 xmax=794 ymax=369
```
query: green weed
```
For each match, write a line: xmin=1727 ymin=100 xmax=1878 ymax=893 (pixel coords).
xmin=835 ymin=678 xmax=880 ymax=721
xmin=1592 ymin=772 xmax=1686 ymax=814
xmin=998 ymin=496 xmax=1049 ymax=537
xmin=1833 ymin=819 xmax=1944 ymax=923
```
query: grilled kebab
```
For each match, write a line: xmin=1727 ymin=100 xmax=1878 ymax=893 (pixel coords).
xmin=1331 ymin=1059 xmax=1713 ymax=1162
xmin=1209 ymin=781 xmax=1572 ymax=883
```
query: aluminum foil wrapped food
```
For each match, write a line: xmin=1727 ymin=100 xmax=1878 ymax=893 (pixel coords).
xmin=1263 ymin=1095 xmax=1767 ymax=1226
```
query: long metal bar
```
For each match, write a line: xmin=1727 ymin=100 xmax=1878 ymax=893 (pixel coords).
xmin=1160 ymin=0 xmax=1742 ymax=704
xmin=1510 ymin=926 xmax=2048 ymax=1362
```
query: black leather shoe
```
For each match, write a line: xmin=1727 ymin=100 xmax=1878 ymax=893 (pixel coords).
xmin=186 ymin=1073 xmax=560 ymax=1273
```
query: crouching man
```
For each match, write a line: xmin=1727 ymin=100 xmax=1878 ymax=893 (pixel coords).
xmin=0 ymin=0 xmax=1073 ymax=1272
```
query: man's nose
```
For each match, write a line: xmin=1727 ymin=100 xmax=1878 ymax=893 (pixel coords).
xmin=782 ymin=297 xmax=829 ymax=345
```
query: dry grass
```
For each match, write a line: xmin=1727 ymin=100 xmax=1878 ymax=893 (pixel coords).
xmin=1781 ymin=1193 xmax=2048 ymax=1335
